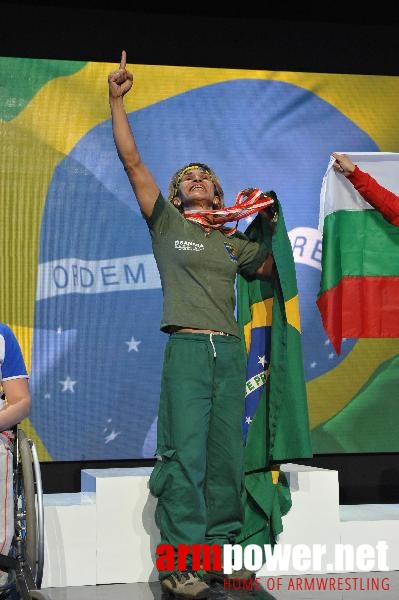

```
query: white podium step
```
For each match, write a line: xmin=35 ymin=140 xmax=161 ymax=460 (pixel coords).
xmin=80 ymin=467 xmax=160 ymax=585
xmin=258 ymin=464 xmax=341 ymax=576
xmin=42 ymin=492 xmax=97 ymax=587
xmin=339 ymin=504 xmax=399 ymax=572
xmin=41 ymin=464 xmax=399 ymax=587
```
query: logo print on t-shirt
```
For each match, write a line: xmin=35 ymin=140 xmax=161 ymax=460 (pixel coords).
xmin=174 ymin=240 xmax=205 ymax=251
xmin=224 ymin=242 xmax=238 ymax=262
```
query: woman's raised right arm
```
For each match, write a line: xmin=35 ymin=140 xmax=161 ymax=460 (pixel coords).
xmin=108 ymin=50 xmax=160 ymax=218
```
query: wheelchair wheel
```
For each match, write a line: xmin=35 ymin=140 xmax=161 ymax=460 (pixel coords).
xmin=28 ymin=443 xmax=43 ymax=590
xmin=15 ymin=429 xmax=44 ymax=590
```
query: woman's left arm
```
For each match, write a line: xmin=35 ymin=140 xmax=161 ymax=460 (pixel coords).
xmin=0 ymin=378 xmax=31 ymax=431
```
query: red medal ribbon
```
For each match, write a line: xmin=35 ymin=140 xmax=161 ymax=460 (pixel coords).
xmin=183 ymin=188 xmax=275 ymax=235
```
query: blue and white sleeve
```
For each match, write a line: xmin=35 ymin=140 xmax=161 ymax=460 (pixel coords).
xmin=0 ymin=324 xmax=29 ymax=381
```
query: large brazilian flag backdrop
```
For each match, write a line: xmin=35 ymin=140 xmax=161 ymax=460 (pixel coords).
xmin=1 ymin=57 xmax=399 ymax=460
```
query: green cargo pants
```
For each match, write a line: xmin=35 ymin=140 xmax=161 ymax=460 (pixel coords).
xmin=149 ymin=332 xmax=247 ymax=575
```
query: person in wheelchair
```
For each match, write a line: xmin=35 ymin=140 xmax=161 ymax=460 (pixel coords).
xmin=0 ymin=323 xmax=31 ymax=590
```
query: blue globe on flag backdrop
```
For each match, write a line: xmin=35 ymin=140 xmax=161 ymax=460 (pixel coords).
xmin=30 ymin=79 xmax=378 ymax=460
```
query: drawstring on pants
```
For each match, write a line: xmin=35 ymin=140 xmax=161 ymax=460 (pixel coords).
xmin=209 ymin=333 xmax=216 ymax=358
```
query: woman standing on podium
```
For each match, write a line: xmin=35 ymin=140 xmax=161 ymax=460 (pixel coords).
xmin=107 ymin=51 xmax=277 ymax=599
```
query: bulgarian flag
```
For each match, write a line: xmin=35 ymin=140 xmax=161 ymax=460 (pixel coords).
xmin=317 ymin=152 xmax=399 ymax=354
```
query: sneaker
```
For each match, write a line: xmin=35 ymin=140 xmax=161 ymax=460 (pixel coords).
xmin=204 ymin=565 xmax=255 ymax=584
xmin=161 ymin=570 xmax=210 ymax=598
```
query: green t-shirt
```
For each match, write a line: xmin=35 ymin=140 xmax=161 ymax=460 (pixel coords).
xmin=146 ymin=193 xmax=270 ymax=337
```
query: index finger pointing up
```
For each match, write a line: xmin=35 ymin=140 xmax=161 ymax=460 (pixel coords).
xmin=120 ymin=50 xmax=127 ymax=70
